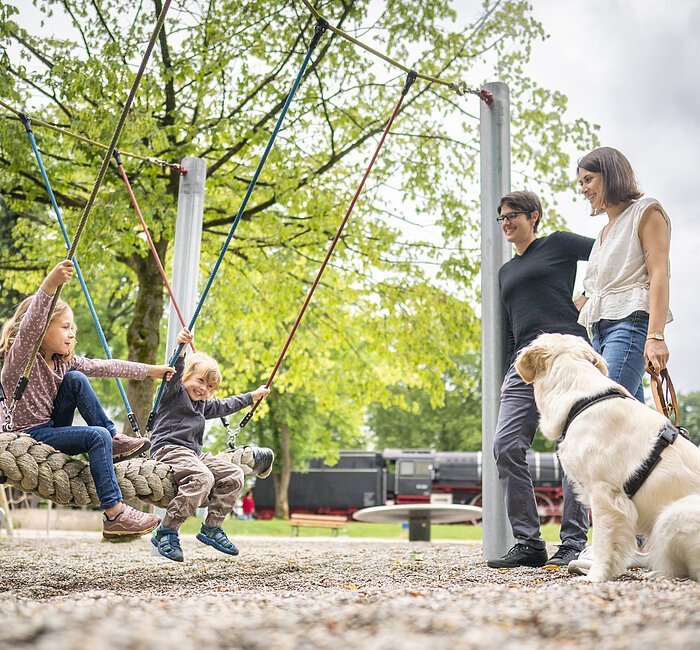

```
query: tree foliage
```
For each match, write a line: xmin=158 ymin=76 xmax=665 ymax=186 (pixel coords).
xmin=0 ymin=0 xmax=597 ymax=513
xmin=678 ymin=391 xmax=700 ymax=446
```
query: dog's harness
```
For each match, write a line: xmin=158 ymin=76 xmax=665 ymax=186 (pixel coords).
xmin=623 ymin=422 xmax=681 ymax=498
xmin=559 ymin=388 xmax=629 ymax=441
xmin=559 ymin=387 xmax=685 ymax=500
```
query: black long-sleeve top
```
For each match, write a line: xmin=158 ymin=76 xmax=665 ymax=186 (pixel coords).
xmin=499 ymin=231 xmax=595 ymax=365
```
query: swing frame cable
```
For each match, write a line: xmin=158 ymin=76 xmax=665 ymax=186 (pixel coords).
xmin=2 ymin=0 xmax=174 ymax=429
xmin=114 ymin=150 xmax=237 ymax=438
xmin=145 ymin=18 xmax=330 ymax=434
xmin=0 ymin=99 xmax=186 ymax=174
xmin=229 ymin=70 xmax=418 ymax=446
xmin=298 ymin=0 xmax=492 ymax=104
xmin=13 ymin=114 xmax=142 ymax=435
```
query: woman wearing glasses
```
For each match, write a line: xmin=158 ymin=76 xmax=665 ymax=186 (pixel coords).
xmin=488 ymin=190 xmax=595 ymax=570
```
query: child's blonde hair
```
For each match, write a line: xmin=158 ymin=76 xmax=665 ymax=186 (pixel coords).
xmin=0 ymin=295 xmax=75 ymax=362
xmin=182 ymin=352 xmax=222 ymax=396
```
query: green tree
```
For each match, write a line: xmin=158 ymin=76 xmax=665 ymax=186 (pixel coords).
xmin=367 ymin=354 xmax=482 ymax=451
xmin=678 ymin=391 xmax=700 ymax=446
xmin=0 ymin=0 xmax=597 ymax=516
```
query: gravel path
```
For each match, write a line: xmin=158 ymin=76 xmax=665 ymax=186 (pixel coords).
xmin=2 ymin=532 xmax=699 ymax=649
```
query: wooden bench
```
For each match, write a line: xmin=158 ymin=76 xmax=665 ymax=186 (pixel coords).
xmin=289 ymin=513 xmax=347 ymax=537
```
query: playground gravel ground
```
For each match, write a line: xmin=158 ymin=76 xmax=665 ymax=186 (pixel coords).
xmin=1 ymin=530 xmax=699 ymax=650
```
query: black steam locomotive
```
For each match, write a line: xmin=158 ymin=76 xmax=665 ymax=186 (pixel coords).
xmin=253 ymin=448 xmax=564 ymax=522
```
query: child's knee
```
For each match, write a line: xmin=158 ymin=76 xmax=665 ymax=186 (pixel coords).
xmin=201 ymin=470 xmax=216 ymax=493
xmin=88 ymin=426 xmax=112 ymax=448
xmin=63 ymin=370 xmax=89 ymax=388
xmin=221 ymin=466 xmax=244 ymax=491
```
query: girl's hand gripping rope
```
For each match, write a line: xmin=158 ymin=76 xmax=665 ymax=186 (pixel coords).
xmin=41 ymin=260 xmax=74 ymax=296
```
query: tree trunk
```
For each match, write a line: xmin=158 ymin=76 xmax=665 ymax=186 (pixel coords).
xmin=122 ymin=239 xmax=168 ymax=433
xmin=274 ymin=420 xmax=292 ymax=520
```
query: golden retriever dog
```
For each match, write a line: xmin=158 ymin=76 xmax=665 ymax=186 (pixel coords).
xmin=515 ymin=333 xmax=700 ymax=582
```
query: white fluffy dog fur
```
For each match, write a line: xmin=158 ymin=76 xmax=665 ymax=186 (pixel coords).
xmin=515 ymin=333 xmax=700 ymax=582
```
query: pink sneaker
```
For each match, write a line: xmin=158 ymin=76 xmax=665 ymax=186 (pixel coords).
xmin=102 ymin=504 xmax=160 ymax=540
xmin=112 ymin=433 xmax=150 ymax=462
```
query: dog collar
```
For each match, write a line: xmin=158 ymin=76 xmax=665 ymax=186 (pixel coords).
xmin=559 ymin=388 xmax=629 ymax=441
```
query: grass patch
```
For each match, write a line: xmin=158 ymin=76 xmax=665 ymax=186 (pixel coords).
xmin=180 ymin=517 xmax=571 ymax=543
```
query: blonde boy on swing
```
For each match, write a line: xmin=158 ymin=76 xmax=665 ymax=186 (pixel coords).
xmin=149 ymin=327 xmax=269 ymax=562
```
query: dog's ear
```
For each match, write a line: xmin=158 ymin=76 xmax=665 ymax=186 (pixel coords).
xmin=515 ymin=346 xmax=544 ymax=384
xmin=585 ymin=350 xmax=608 ymax=376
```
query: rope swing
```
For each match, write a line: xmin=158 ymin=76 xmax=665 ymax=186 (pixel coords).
xmin=298 ymin=0 xmax=493 ymax=103
xmin=0 ymin=99 xmax=186 ymax=173
xmin=0 ymin=431 xmax=272 ymax=509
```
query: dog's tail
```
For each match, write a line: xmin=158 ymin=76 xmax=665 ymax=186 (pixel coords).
xmin=647 ymin=495 xmax=700 ymax=581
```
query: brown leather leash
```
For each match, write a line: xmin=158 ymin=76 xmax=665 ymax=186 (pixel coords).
xmin=648 ymin=367 xmax=678 ymax=425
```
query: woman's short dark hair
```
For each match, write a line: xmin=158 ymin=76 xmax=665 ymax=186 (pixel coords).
xmin=498 ymin=191 xmax=543 ymax=232
xmin=577 ymin=147 xmax=642 ymax=208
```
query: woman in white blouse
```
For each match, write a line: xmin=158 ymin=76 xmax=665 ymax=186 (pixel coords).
xmin=575 ymin=146 xmax=672 ymax=402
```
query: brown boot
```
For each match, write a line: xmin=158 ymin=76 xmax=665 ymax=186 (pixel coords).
xmin=112 ymin=433 xmax=150 ymax=462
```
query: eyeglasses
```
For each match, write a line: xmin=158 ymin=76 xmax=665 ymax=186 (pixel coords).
xmin=496 ymin=211 xmax=532 ymax=224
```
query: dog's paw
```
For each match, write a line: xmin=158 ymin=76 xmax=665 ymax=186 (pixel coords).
xmin=585 ymin=568 xmax=613 ymax=582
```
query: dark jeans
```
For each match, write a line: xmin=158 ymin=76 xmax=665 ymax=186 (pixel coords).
xmin=28 ymin=371 xmax=121 ymax=509
xmin=493 ymin=364 xmax=590 ymax=550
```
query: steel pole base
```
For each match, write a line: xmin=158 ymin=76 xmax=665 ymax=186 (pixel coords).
xmin=408 ymin=514 xmax=431 ymax=542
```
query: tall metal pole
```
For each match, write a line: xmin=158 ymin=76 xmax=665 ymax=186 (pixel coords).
xmin=480 ymin=82 xmax=515 ymax=559
xmin=152 ymin=156 xmax=206 ymax=552
xmin=166 ymin=157 xmax=206 ymax=353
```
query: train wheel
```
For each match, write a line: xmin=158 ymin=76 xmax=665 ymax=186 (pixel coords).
xmin=535 ymin=491 xmax=558 ymax=525
xmin=468 ymin=493 xmax=483 ymax=526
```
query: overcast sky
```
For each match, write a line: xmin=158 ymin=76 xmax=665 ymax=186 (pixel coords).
xmin=521 ymin=0 xmax=700 ymax=393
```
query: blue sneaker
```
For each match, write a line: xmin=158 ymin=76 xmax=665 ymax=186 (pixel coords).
xmin=196 ymin=524 xmax=239 ymax=556
xmin=151 ymin=526 xmax=184 ymax=562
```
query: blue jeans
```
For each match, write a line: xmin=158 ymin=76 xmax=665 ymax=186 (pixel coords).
xmin=28 ymin=371 xmax=122 ymax=509
xmin=591 ymin=311 xmax=648 ymax=403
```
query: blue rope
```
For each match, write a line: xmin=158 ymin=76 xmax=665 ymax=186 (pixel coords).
xmin=146 ymin=19 xmax=328 ymax=432
xmin=21 ymin=115 xmax=141 ymax=435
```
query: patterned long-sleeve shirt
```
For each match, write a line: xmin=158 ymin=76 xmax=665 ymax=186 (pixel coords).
xmin=0 ymin=289 xmax=149 ymax=433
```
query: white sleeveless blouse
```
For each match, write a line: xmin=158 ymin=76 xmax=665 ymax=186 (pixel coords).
xmin=578 ymin=196 xmax=673 ymax=329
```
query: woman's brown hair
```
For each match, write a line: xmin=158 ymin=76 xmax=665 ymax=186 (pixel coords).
xmin=577 ymin=147 xmax=642 ymax=211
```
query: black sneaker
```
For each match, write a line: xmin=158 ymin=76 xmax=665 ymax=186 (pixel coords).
xmin=487 ymin=543 xmax=548 ymax=568
xmin=546 ymin=544 xmax=581 ymax=567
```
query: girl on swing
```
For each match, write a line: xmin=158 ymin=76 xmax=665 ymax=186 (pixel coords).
xmin=0 ymin=260 xmax=175 ymax=539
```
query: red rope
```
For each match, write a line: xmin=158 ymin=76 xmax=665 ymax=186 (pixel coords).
xmin=243 ymin=76 xmax=416 ymax=423
xmin=115 ymin=153 xmax=196 ymax=353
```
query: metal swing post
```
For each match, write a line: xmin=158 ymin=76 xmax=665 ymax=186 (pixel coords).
xmin=480 ymin=81 xmax=516 ymax=560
